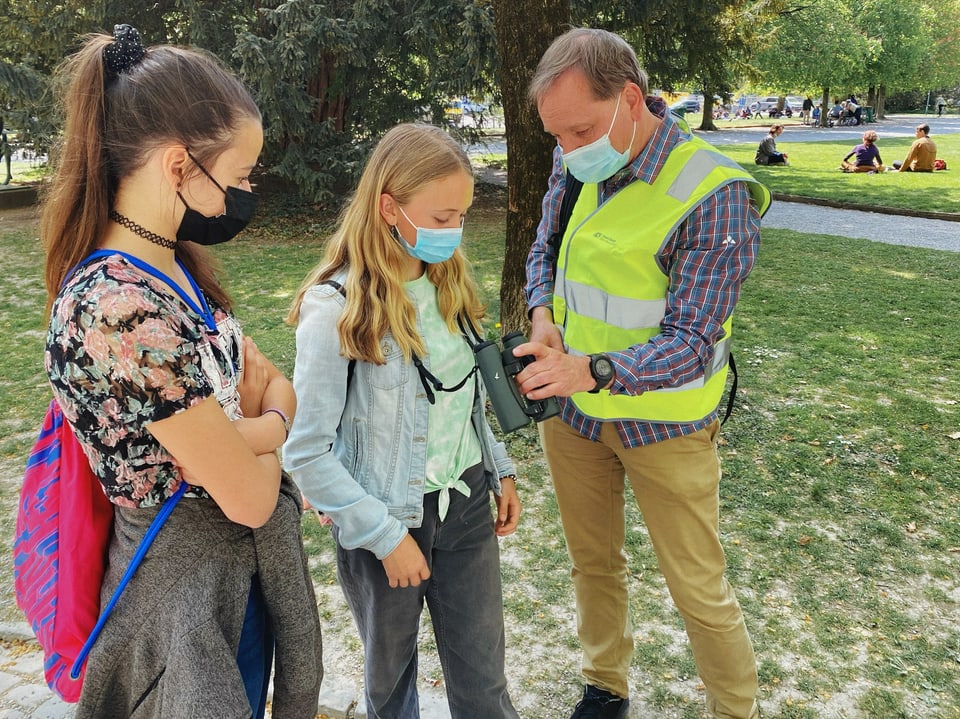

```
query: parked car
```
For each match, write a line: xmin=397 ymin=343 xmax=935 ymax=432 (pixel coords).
xmin=669 ymin=96 xmax=701 ymax=115
xmin=749 ymin=96 xmax=781 ymax=113
xmin=444 ymin=98 xmax=488 ymax=126
xmin=784 ymin=96 xmax=804 ymax=113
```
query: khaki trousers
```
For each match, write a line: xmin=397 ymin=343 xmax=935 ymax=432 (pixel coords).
xmin=539 ymin=417 xmax=759 ymax=719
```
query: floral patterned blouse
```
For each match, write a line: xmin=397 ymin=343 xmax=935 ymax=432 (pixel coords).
xmin=45 ymin=253 xmax=244 ymax=508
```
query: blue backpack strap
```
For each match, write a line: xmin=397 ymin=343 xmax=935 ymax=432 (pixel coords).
xmin=69 ymin=481 xmax=188 ymax=679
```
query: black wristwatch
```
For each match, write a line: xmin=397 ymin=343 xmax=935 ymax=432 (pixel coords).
xmin=588 ymin=353 xmax=615 ymax=393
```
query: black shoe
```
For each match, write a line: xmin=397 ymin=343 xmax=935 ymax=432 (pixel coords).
xmin=569 ymin=684 xmax=630 ymax=719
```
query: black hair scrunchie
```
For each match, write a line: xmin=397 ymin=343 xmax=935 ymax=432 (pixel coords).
xmin=103 ymin=24 xmax=146 ymax=75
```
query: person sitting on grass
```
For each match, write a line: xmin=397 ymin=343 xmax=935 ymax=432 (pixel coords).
xmin=893 ymin=124 xmax=937 ymax=172
xmin=841 ymin=130 xmax=884 ymax=173
xmin=755 ymin=124 xmax=788 ymax=166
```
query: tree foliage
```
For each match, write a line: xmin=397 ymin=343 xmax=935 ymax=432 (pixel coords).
xmin=0 ymin=0 xmax=500 ymax=205
xmin=752 ymin=0 xmax=960 ymax=119
xmin=572 ymin=0 xmax=766 ymax=130
xmin=235 ymin=0 xmax=500 ymax=205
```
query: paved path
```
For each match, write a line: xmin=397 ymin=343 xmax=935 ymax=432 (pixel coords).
xmin=0 ymin=624 xmax=74 ymax=719
xmin=763 ymin=199 xmax=960 ymax=252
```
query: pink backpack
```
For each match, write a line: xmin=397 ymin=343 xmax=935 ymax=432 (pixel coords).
xmin=13 ymin=399 xmax=187 ymax=701
xmin=13 ymin=400 xmax=113 ymax=701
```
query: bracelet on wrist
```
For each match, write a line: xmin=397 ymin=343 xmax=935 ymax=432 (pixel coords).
xmin=263 ymin=407 xmax=291 ymax=440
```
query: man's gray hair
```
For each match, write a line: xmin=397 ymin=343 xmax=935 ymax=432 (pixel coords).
xmin=528 ymin=27 xmax=648 ymax=105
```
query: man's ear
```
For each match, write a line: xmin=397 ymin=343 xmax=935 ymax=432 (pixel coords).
xmin=624 ymin=82 xmax=645 ymax=120
xmin=379 ymin=192 xmax=398 ymax=226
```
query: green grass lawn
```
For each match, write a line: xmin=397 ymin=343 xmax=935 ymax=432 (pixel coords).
xmin=714 ymin=134 xmax=960 ymax=215
xmin=472 ymin=127 xmax=960 ymax=216
xmin=0 ymin=188 xmax=958 ymax=717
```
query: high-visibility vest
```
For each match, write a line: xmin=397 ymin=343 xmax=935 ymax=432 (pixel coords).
xmin=554 ymin=135 xmax=771 ymax=423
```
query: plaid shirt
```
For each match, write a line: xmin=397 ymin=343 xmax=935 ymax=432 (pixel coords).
xmin=524 ymin=97 xmax=763 ymax=448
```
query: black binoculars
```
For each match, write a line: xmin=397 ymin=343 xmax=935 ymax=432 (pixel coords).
xmin=474 ymin=331 xmax=561 ymax=433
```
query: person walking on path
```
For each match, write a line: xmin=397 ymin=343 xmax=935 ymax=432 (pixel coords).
xmin=937 ymin=95 xmax=946 ymax=117
xmin=801 ymin=96 xmax=814 ymax=125
xmin=515 ymin=27 xmax=770 ymax=719
xmin=284 ymin=123 xmax=521 ymax=719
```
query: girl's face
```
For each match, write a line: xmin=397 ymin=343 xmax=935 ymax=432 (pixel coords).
xmin=389 ymin=169 xmax=474 ymax=243
xmin=178 ymin=118 xmax=263 ymax=217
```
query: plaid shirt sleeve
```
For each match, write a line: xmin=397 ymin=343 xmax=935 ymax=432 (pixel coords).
xmin=524 ymin=147 xmax=566 ymax=311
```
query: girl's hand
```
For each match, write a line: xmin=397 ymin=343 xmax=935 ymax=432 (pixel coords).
xmin=494 ymin=476 xmax=521 ymax=536
xmin=302 ymin=492 xmax=332 ymax=526
xmin=238 ymin=336 xmax=269 ymax=418
xmin=382 ymin=534 xmax=430 ymax=588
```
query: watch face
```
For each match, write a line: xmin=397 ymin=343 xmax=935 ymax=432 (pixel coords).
xmin=593 ymin=355 xmax=614 ymax=379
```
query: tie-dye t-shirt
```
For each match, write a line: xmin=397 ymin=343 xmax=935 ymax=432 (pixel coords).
xmin=405 ymin=273 xmax=481 ymax=519
xmin=45 ymin=253 xmax=243 ymax=508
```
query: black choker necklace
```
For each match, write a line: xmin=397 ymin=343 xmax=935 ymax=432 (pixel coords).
xmin=109 ymin=210 xmax=177 ymax=250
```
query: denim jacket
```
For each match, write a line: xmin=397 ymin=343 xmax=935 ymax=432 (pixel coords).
xmin=283 ymin=277 xmax=516 ymax=560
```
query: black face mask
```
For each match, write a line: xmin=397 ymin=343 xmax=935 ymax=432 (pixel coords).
xmin=176 ymin=151 xmax=259 ymax=246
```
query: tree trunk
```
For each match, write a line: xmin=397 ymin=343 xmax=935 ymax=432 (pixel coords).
xmin=491 ymin=0 xmax=569 ymax=334
xmin=698 ymin=90 xmax=717 ymax=131
xmin=820 ymin=87 xmax=831 ymax=127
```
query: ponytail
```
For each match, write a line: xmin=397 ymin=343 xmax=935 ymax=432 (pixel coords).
xmin=41 ymin=36 xmax=113 ymax=313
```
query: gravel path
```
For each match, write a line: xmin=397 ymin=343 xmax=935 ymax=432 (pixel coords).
xmin=762 ymin=199 xmax=960 ymax=252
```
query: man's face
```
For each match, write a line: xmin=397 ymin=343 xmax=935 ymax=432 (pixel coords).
xmin=537 ymin=68 xmax=633 ymax=155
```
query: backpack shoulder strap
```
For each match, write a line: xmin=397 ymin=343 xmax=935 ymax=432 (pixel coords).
xmin=720 ymin=353 xmax=738 ymax=426
xmin=548 ymin=170 xmax=583 ymax=278
xmin=72 ymin=481 xmax=187 ymax=678
xmin=320 ymin=280 xmax=356 ymax=390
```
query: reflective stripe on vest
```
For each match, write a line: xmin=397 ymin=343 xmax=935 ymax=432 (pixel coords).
xmin=554 ymin=135 xmax=771 ymax=423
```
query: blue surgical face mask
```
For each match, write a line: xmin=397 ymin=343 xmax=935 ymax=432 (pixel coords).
xmin=561 ymin=92 xmax=637 ymax=184
xmin=394 ymin=205 xmax=463 ymax=264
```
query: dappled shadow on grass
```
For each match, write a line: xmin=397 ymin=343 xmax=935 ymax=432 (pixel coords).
xmin=724 ymin=228 xmax=960 ymax=716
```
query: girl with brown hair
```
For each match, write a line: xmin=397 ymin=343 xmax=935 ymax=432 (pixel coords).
xmin=41 ymin=24 xmax=321 ymax=718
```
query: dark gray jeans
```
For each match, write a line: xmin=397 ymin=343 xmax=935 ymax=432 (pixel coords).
xmin=334 ymin=463 xmax=518 ymax=719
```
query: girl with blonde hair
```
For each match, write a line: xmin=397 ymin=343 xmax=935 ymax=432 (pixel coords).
xmin=285 ymin=123 xmax=521 ymax=718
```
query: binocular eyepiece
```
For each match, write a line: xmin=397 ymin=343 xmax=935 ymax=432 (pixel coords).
xmin=474 ymin=331 xmax=561 ymax=433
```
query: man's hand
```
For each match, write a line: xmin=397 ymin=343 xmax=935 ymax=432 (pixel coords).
xmin=382 ymin=534 xmax=431 ymax=588
xmin=511 ymin=341 xmax=596 ymax=399
xmin=528 ymin=306 xmax=564 ymax=351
